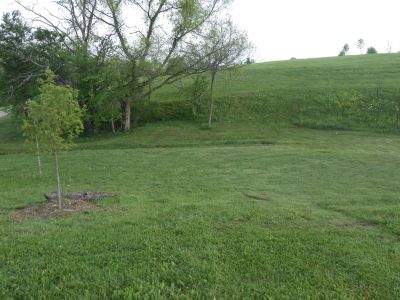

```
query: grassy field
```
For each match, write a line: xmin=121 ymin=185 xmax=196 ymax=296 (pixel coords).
xmin=155 ymin=54 xmax=400 ymax=101
xmin=1 ymin=112 xmax=400 ymax=298
xmin=1 ymin=54 xmax=400 ymax=298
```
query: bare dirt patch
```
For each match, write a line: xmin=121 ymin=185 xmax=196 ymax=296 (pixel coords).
xmin=45 ymin=191 xmax=118 ymax=202
xmin=14 ymin=200 xmax=100 ymax=222
xmin=14 ymin=191 xmax=119 ymax=222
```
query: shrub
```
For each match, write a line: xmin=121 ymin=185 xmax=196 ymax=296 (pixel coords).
xmin=133 ymin=100 xmax=193 ymax=126
xmin=367 ymin=47 xmax=378 ymax=54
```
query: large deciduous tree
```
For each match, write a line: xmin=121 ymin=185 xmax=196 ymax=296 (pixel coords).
xmin=17 ymin=0 xmax=117 ymax=134
xmin=99 ymin=0 xmax=231 ymax=131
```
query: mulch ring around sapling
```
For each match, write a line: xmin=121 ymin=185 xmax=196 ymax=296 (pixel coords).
xmin=13 ymin=192 xmax=119 ymax=222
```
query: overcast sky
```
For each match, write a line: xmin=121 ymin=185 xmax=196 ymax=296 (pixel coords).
xmin=1 ymin=0 xmax=399 ymax=62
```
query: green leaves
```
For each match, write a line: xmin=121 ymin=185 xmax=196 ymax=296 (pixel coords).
xmin=0 ymin=11 xmax=68 ymax=110
xmin=176 ymin=0 xmax=201 ymax=30
xmin=23 ymin=69 xmax=85 ymax=152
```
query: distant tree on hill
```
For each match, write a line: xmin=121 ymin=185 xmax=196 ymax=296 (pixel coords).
xmin=246 ymin=57 xmax=255 ymax=64
xmin=367 ymin=47 xmax=378 ymax=54
xmin=339 ymin=43 xmax=350 ymax=56
xmin=386 ymin=42 xmax=392 ymax=53
xmin=357 ymin=39 xmax=365 ymax=54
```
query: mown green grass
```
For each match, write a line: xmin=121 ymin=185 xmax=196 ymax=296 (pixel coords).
xmin=2 ymin=54 xmax=400 ymax=298
xmin=154 ymin=54 xmax=400 ymax=101
xmin=1 ymin=114 xmax=400 ymax=298
xmin=151 ymin=54 xmax=400 ymax=132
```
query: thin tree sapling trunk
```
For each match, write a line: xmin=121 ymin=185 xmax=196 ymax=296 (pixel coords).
xmin=208 ymin=71 xmax=216 ymax=129
xmin=148 ymin=83 xmax=152 ymax=101
xmin=111 ymin=102 xmax=116 ymax=134
xmin=53 ymin=149 xmax=62 ymax=210
xmin=33 ymin=119 xmax=42 ymax=175
xmin=35 ymin=134 xmax=42 ymax=175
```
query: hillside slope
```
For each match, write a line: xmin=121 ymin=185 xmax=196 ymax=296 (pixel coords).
xmin=152 ymin=54 xmax=400 ymax=132
xmin=155 ymin=54 xmax=400 ymax=101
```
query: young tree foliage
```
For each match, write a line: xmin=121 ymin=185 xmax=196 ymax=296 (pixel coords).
xmin=23 ymin=69 xmax=84 ymax=210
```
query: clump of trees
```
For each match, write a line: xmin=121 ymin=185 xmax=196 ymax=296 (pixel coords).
xmin=367 ymin=47 xmax=378 ymax=54
xmin=338 ymin=40 xmax=381 ymax=56
xmin=0 ymin=0 xmax=250 ymax=133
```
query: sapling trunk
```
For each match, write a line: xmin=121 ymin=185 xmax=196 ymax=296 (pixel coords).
xmin=33 ymin=120 xmax=42 ymax=175
xmin=53 ymin=149 xmax=62 ymax=210
xmin=208 ymin=71 xmax=216 ymax=129
xmin=111 ymin=103 xmax=116 ymax=134
xmin=148 ymin=83 xmax=152 ymax=101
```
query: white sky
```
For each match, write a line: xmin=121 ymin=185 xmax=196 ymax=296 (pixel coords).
xmin=1 ymin=0 xmax=399 ymax=62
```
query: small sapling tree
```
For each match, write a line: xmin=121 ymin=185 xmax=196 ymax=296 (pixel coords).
xmin=23 ymin=69 xmax=84 ymax=209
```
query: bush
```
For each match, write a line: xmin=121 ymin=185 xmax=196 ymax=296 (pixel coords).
xmin=133 ymin=100 xmax=193 ymax=126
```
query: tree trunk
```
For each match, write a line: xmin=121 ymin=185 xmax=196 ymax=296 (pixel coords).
xmin=124 ymin=100 xmax=131 ymax=132
xmin=208 ymin=71 xmax=216 ymax=129
xmin=35 ymin=134 xmax=42 ymax=175
xmin=53 ymin=149 xmax=62 ymax=210
xmin=148 ymin=83 xmax=152 ymax=101
xmin=111 ymin=103 xmax=116 ymax=134
xmin=111 ymin=118 xmax=116 ymax=134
